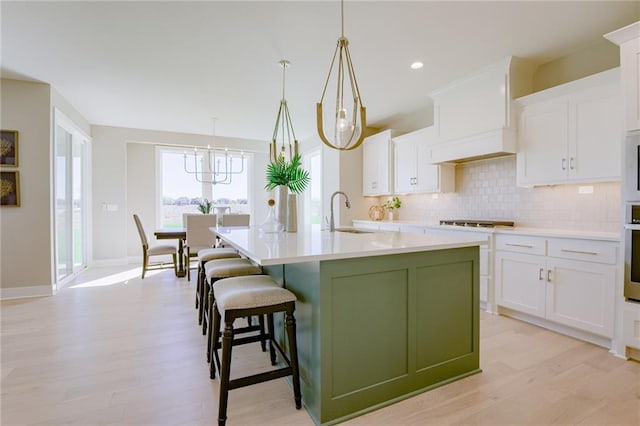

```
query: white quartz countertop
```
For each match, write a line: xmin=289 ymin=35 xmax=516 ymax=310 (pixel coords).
xmin=352 ymin=219 xmax=621 ymax=242
xmin=213 ymin=226 xmax=487 ymax=266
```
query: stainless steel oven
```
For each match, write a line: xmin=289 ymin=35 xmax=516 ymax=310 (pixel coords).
xmin=624 ymin=204 xmax=640 ymax=301
xmin=624 ymin=134 xmax=640 ymax=202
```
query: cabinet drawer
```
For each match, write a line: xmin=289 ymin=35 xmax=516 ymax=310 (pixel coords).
xmin=548 ymin=238 xmax=618 ymax=264
xmin=496 ymin=234 xmax=546 ymax=255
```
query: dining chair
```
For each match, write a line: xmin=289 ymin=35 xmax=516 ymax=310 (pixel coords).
xmin=221 ymin=213 xmax=250 ymax=227
xmin=132 ymin=214 xmax=177 ymax=279
xmin=184 ymin=213 xmax=218 ymax=281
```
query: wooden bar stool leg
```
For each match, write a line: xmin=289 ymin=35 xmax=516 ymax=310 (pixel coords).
xmin=218 ymin=319 xmax=235 ymax=426
xmin=258 ymin=315 xmax=266 ymax=352
xmin=196 ymin=263 xmax=202 ymax=324
xmin=202 ymin=278 xmax=211 ymax=336
xmin=285 ymin=306 xmax=302 ymax=409
xmin=207 ymin=283 xmax=216 ymax=362
xmin=210 ymin=301 xmax=221 ymax=379
xmin=267 ymin=313 xmax=277 ymax=366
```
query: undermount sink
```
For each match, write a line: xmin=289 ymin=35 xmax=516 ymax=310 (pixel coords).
xmin=334 ymin=228 xmax=374 ymax=234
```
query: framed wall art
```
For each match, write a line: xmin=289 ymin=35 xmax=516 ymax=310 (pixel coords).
xmin=0 ymin=130 xmax=19 ymax=166
xmin=0 ymin=171 xmax=20 ymax=206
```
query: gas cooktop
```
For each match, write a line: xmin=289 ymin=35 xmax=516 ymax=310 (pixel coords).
xmin=439 ymin=220 xmax=515 ymax=228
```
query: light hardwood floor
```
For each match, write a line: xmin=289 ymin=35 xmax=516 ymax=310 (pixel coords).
xmin=1 ymin=266 xmax=638 ymax=425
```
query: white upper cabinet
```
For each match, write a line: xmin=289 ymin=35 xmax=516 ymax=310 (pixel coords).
xmin=428 ymin=56 xmax=535 ymax=163
xmin=393 ymin=127 xmax=455 ymax=194
xmin=516 ymin=69 xmax=622 ymax=187
xmin=605 ymin=22 xmax=640 ymax=132
xmin=362 ymin=130 xmax=399 ymax=196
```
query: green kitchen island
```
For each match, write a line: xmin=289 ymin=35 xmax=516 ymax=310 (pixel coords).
xmin=214 ymin=226 xmax=485 ymax=425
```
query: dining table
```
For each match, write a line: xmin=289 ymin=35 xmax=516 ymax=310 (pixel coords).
xmin=154 ymin=228 xmax=187 ymax=277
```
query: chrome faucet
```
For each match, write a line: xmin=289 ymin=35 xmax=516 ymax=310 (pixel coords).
xmin=330 ymin=191 xmax=351 ymax=232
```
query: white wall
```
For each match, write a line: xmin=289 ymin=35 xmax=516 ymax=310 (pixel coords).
xmin=126 ymin=143 xmax=156 ymax=258
xmin=0 ymin=79 xmax=52 ymax=294
xmin=91 ymin=125 xmax=269 ymax=263
xmin=0 ymin=79 xmax=90 ymax=297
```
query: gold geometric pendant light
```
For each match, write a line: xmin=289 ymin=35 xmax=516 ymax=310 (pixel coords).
xmin=271 ymin=59 xmax=299 ymax=163
xmin=316 ymin=0 xmax=367 ymax=151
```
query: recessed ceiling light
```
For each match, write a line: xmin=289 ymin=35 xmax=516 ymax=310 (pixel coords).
xmin=410 ymin=62 xmax=424 ymax=70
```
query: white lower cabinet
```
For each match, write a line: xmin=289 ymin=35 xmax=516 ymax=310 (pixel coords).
xmin=622 ymin=305 xmax=640 ymax=350
xmin=545 ymin=258 xmax=615 ymax=337
xmin=495 ymin=251 xmax=546 ymax=317
xmin=495 ymin=234 xmax=617 ymax=338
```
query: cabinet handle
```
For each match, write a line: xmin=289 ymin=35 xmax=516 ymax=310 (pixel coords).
xmin=505 ymin=243 xmax=534 ymax=249
xmin=547 ymin=269 xmax=552 ymax=282
xmin=560 ymin=248 xmax=598 ymax=256
xmin=538 ymin=268 xmax=544 ymax=281
xmin=569 ymin=157 xmax=575 ymax=170
xmin=561 ymin=158 xmax=567 ymax=171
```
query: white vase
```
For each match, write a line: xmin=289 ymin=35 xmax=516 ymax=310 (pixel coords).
xmin=275 ymin=185 xmax=288 ymax=228
xmin=286 ymin=194 xmax=297 ymax=233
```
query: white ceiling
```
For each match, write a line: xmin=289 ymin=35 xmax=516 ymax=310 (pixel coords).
xmin=1 ymin=1 xmax=638 ymax=142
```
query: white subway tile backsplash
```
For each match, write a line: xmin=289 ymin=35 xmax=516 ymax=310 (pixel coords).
xmin=382 ymin=155 xmax=620 ymax=232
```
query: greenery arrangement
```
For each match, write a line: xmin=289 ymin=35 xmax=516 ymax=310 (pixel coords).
xmin=197 ymin=198 xmax=213 ymax=214
xmin=383 ymin=196 xmax=402 ymax=211
xmin=264 ymin=153 xmax=310 ymax=194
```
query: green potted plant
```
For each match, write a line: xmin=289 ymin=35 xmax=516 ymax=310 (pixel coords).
xmin=383 ymin=196 xmax=402 ymax=221
xmin=197 ymin=198 xmax=213 ymax=214
xmin=265 ymin=154 xmax=310 ymax=231
xmin=264 ymin=153 xmax=310 ymax=194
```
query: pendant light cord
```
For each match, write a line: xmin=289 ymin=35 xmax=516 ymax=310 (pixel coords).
xmin=282 ymin=60 xmax=286 ymax=101
xmin=341 ymin=0 xmax=344 ymax=37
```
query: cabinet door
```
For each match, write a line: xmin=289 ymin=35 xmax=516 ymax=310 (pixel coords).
xmin=495 ymin=251 xmax=546 ymax=318
xmin=362 ymin=139 xmax=379 ymax=196
xmin=394 ymin=138 xmax=416 ymax=193
xmin=569 ymin=86 xmax=622 ymax=182
xmin=363 ymin=132 xmax=392 ymax=196
xmin=415 ymin=143 xmax=440 ymax=193
xmin=517 ymin=99 xmax=569 ymax=186
xmin=620 ymin=38 xmax=640 ymax=132
xmin=546 ymin=259 xmax=615 ymax=338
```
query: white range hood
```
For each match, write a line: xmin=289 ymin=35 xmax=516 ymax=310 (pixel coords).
xmin=427 ymin=56 xmax=535 ymax=164
xmin=429 ymin=128 xmax=517 ymax=163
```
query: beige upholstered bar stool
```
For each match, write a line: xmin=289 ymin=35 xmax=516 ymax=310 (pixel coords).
xmin=202 ymin=258 xmax=263 ymax=359
xmin=210 ymin=275 xmax=301 ymax=426
xmin=195 ymin=248 xmax=240 ymax=326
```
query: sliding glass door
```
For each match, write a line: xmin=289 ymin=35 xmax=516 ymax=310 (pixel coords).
xmin=54 ymin=111 xmax=88 ymax=284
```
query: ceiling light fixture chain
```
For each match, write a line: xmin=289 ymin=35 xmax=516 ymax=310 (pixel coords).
xmin=270 ymin=59 xmax=299 ymax=163
xmin=316 ymin=0 xmax=367 ymax=151
xmin=184 ymin=118 xmax=245 ymax=185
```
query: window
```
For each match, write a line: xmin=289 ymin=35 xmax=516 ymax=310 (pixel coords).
xmin=54 ymin=110 xmax=89 ymax=285
xmin=158 ymin=147 xmax=251 ymax=228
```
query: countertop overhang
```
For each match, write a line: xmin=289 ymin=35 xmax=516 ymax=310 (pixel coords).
xmin=213 ymin=226 xmax=487 ymax=266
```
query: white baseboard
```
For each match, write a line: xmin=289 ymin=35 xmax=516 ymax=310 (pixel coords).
xmin=0 ymin=285 xmax=53 ymax=300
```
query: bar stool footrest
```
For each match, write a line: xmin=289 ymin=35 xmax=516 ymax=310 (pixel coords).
xmin=229 ymin=367 xmax=293 ymax=391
